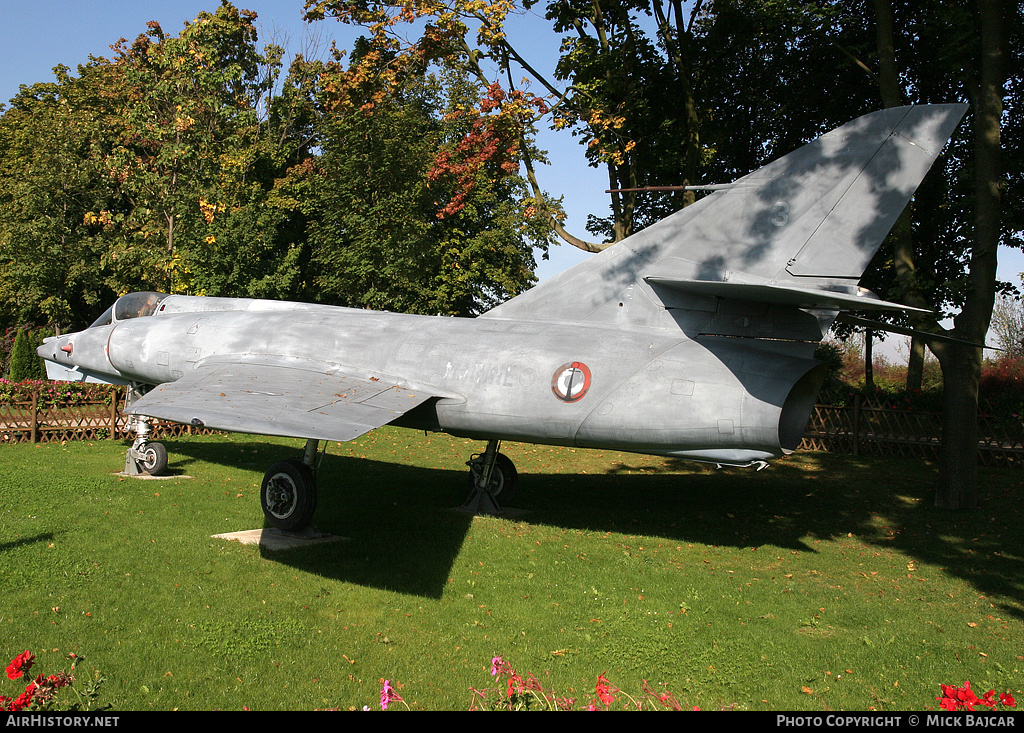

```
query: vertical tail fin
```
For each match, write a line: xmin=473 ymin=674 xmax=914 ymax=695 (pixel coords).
xmin=484 ymin=104 xmax=967 ymax=327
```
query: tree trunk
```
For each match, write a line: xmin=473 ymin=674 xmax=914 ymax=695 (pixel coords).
xmin=932 ymin=0 xmax=1005 ymax=509
xmin=906 ymin=337 xmax=925 ymax=392
xmin=864 ymin=331 xmax=874 ymax=390
xmin=933 ymin=342 xmax=981 ymax=509
xmin=871 ymin=0 xmax=932 ymax=394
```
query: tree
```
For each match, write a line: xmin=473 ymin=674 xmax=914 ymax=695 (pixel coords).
xmin=650 ymin=0 xmax=1023 ymax=508
xmin=303 ymin=0 xmax=719 ymax=251
xmin=0 ymin=1 xmax=552 ymax=331
xmin=101 ymin=2 xmax=281 ymax=294
xmin=852 ymin=0 xmax=1019 ymax=509
xmin=0 ymin=2 xmax=313 ymax=319
xmin=8 ymin=329 xmax=45 ymax=381
xmin=643 ymin=0 xmax=1022 ymax=508
xmin=991 ymin=292 xmax=1024 ymax=358
xmin=291 ymin=51 xmax=550 ymax=315
xmin=0 ymin=65 xmax=120 ymax=330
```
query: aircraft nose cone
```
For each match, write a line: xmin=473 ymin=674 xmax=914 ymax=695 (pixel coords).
xmin=38 ymin=336 xmax=73 ymax=363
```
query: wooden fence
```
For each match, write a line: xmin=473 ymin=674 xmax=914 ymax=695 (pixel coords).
xmin=798 ymin=394 xmax=1024 ymax=468
xmin=0 ymin=387 xmax=211 ymax=445
xmin=3 ymin=388 xmax=1024 ymax=469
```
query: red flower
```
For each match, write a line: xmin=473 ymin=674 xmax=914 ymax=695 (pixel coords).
xmin=506 ymin=672 xmax=524 ymax=698
xmin=596 ymin=673 xmax=615 ymax=705
xmin=5 ymin=684 xmax=37 ymax=712
xmin=5 ymin=652 xmax=34 ymax=681
xmin=937 ymin=681 xmax=1016 ymax=711
xmin=955 ymin=685 xmax=979 ymax=710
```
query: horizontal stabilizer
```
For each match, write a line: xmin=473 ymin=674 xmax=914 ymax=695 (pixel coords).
xmin=835 ymin=313 xmax=996 ymax=349
xmin=645 ymin=277 xmax=931 ymax=314
xmin=125 ymin=362 xmax=440 ymax=442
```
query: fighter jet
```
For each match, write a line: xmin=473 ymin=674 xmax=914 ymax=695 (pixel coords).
xmin=38 ymin=104 xmax=967 ymax=533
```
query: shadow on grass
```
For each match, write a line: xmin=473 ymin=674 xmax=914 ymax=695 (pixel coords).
xmin=164 ymin=438 xmax=1024 ymax=618
xmin=0 ymin=532 xmax=56 ymax=553
xmin=165 ymin=438 xmax=474 ymax=599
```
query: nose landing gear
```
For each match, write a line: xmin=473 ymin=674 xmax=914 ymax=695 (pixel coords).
xmin=124 ymin=412 xmax=168 ymax=476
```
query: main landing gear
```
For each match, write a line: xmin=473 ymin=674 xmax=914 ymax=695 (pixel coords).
xmin=462 ymin=439 xmax=518 ymax=515
xmin=259 ymin=437 xmax=515 ymax=529
xmin=260 ymin=439 xmax=321 ymax=533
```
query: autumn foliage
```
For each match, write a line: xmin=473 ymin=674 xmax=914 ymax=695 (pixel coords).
xmin=430 ymin=82 xmax=547 ymax=218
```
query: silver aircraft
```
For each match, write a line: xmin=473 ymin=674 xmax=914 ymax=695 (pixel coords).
xmin=38 ymin=104 xmax=967 ymax=533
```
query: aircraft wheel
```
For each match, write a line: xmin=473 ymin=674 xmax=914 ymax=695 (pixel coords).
xmin=261 ymin=459 xmax=317 ymax=531
xmin=468 ymin=452 xmax=518 ymax=504
xmin=139 ymin=442 xmax=168 ymax=476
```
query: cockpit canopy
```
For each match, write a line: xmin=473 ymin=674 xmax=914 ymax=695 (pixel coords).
xmin=89 ymin=292 xmax=170 ymax=328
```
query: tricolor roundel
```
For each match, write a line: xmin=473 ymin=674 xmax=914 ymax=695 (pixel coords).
xmin=551 ymin=362 xmax=592 ymax=403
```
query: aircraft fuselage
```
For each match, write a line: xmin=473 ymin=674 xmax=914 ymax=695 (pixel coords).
xmin=41 ymin=294 xmax=824 ymax=467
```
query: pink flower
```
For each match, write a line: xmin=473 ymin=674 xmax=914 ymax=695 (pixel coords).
xmin=380 ymin=680 xmax=402 ymax=710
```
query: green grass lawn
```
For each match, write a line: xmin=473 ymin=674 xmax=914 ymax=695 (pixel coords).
xmin=1 ymin=428 xmax=1021 ymax=711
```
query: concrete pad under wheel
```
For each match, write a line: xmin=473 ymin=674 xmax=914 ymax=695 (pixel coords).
xmin=212 ymin=528 xmax=348 ymax=551
xmin=116 ymin=472 xmax=192 ymax=479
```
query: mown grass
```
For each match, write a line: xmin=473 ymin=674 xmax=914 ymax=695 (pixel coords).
xmin=1 ymin=428 xmax=1021 ymax=711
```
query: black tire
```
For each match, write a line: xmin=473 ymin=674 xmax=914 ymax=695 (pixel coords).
xmin=261 ymin=459 xmax=317 ymax=531
xmin=139 ymin=442 xmax=168 ymax=475
xmin=467 ymin=452 xmax=518 ymax=505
